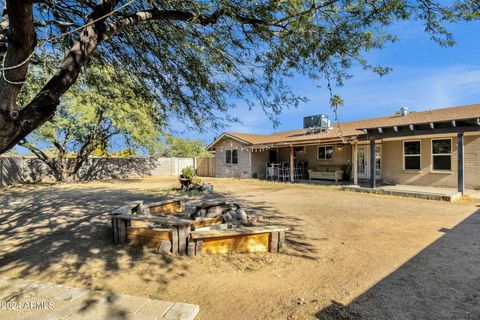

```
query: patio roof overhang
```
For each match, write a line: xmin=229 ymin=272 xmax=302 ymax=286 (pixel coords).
xmin=359 ymin=116 xmax=480 ymax=194
xmin=361 ymin=117 xmax=480 ymax=139
xmin=249 ymin=136 xmax=360 ymax=151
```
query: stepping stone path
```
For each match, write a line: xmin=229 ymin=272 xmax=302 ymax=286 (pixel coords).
xmin=0 ymin=275 xmax=199 ymax=320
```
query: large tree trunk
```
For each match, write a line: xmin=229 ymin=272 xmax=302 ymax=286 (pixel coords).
xmin=0 ymin=1 xmax=248 ymax=154
xmin=0 ymin=1 xmax=116 ymax=154
xmin=0 ymin=0 xmax=36 ymax=152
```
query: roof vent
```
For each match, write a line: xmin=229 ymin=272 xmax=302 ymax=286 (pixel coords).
xmin=400 ymin=106 xmax=409 ymax=116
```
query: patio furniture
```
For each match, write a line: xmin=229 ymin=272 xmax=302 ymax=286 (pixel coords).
xmin=278 ymin=164 xmax=290 ymax=181
xmin=308 ymin=166 xmax=343 ymax=183
xmin=294 ymin=165 xmax=303 ymax=180
xmin=266 ymin=163 xmax=279 ymax=180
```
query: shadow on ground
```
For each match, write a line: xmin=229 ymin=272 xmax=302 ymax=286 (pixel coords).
xmin=0 ymin=180 xmax=316 ymax=314
xmin=315 ymin=208 xmax=480 ymax=320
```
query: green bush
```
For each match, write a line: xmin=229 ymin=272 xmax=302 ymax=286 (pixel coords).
xmin=181 ymin=166 xmax=195 ymax=180
xmin=192 ymin=176 xmax=202 ymax=185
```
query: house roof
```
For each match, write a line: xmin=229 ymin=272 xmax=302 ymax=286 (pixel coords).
xmin=209 ymin=103 xmax=480 ymax=148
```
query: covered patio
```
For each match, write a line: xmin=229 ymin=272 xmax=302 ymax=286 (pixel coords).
xmin=250 ymin=139 xmax=354 ymax=183
xmin=362 ymin=116 xmax=480 ymax=195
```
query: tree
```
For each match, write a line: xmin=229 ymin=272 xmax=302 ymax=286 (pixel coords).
xmin=163 ymin=135 xmax=211 ymax=158
xmin=0 ymin=0 xmax=461 ymax=154
xmin=17 ymin=60 xmax=164 ymax=182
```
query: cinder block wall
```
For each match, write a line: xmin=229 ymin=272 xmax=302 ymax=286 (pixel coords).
xmin=213 ymin=139 xmax=251 ymax=178
xmin=465 ymin=135 xmax=480 ymax=189
xmin=0 ymin=156 xmax=195 ymax=187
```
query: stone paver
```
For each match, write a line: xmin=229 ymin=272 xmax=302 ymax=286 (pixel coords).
xmin=0 ymin=276 xmax=199 ymax=320
xmin=164 ymin=302 xmax=200 ymax=320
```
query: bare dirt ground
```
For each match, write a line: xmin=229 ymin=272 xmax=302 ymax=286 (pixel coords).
xmin=1 ymin=177 xmax=479 ymax=320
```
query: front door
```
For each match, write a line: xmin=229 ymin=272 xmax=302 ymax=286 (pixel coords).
xmin=357 ymin=145 xmax=382 ymax=179
xmin=358 ymin=146 xmax=367 ymax=179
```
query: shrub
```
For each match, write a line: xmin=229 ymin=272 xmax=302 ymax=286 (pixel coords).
xmin=181 ymin=166 xmax=195 ymax=180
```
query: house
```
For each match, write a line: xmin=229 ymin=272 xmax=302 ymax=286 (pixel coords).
xmin=206 ymin=104 xmax=480 ymax=193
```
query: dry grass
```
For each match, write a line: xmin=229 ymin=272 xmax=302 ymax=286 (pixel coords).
xmin=1 ymin=176 xmax=479 ymax=319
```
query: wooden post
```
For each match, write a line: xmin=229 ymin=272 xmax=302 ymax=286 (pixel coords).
xmin=457 ymin=132 xmax=465 ymax=195
xmin=171 ymin=227 xmax=179 ymax=255
xmin=117 ymin=219 xmax=127 ymax=244
xmin=290 ymin=145 xmax=294 ymax=182
xmin=370 ymin=138 xmax=376 ymax=189
xmin=352 ymin=142 xmax=358 ymax=185
xmin=196 ymin=240 xmax=203 ymax=255
xmin=270 ymin=231 xmax=279 ymax=253
xmin=187 ymin=242 xmax=196 ymax=256
xmin=278 ymin=231 xmax=286 ymax=253
xmin=112 ymin=218 xmax=118 ymax=243
xmin=178 ymin=226 xmax=187 ymax=255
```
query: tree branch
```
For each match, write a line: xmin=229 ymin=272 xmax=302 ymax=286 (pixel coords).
xmin=0 ymin=2 xmax=283 ymax=154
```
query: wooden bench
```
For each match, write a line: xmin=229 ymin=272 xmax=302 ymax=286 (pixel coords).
xmin=111 ymin=214 xmax=194 ymax=255
xmin=188 ymin=226 xmax=288 ymax=256
xmin=308 ymin=169 xmax=343 ymax=183
xmin=147 ymin=199 xmax=184 ymax=216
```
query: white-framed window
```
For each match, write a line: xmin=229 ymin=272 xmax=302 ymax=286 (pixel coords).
xmin=317 ymin=146 xmax=334 ymax=160
xmin=225 ymin=149 xmax=238 ymax=164
xmin=431 ymin=138 xmax=452 ymax=171
xmin=403 ymin=140 xmax=421 ymax=170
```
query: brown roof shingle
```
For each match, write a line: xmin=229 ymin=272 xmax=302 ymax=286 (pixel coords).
xmin=220 ymin=103 xmax=480 ymax=146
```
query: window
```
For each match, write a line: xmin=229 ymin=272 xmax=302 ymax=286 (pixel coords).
xmin=317 ymin=146 xmax=334 ymax=160
xmin=225 ymin=150 xmax=238 ymax=164
xmin=404 ymin=141 xmax=421 ymax=170
xmin=432 ymin=139 xmax=452 ymax=171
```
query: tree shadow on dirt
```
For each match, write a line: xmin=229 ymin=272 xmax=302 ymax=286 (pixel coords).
xmin=0 ymin=179 xmax=318 ymax=314
xmin=181 ymin=189 xmax=320 ymax=260
xmin=315 ymin=209 xmax=480 ymax=320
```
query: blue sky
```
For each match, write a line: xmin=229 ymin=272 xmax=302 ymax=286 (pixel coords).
xmin=172 ymin=19 xmax=480 ymax=145
xmin=14 ymin=18 xmax=480 ymax=154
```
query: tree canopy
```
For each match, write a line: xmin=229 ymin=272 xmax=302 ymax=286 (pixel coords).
xmin=17 ymin=59 xmax=164 ymax=181
xmin=0 ymin=0 xmax=472 ymax=154
xmin=163 ymin=135 xmax=211 ymax=158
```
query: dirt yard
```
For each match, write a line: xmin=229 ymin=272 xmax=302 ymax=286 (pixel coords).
xmin=1 ymin=177 xmax=479 ymax=319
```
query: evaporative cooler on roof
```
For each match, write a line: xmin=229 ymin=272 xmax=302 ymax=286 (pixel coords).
xmin=303 ymin=114 xmax=330 ymax=134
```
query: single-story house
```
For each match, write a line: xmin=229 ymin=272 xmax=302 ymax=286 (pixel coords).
xmin=206 ymin=104 xmax=480 ymax=193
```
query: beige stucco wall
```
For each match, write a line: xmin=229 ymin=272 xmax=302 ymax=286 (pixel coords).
xmin=381 ymin=134 xmax=480 ymax=189
xmin=296 ymin=144 xmax=352 ymax=169
xmin=209 ymin=133 xmax=480 ymax=188
xmin=250 ymin=150 xmax=269 ymax=179
xmin=211 ymin=138 xmax=251 ymax=178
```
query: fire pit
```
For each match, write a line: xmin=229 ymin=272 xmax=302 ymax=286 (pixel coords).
xmin=110 ymin=199 xmax=288 ymax=255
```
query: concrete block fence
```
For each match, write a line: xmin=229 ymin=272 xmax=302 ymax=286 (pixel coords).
xmin=0 ymin=156 xmax=196 ymax=187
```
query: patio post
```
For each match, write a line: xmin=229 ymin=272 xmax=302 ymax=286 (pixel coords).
xmin=457 ymin=132 xmax=465 ymax=195
xmin=369 ymin=138 xmax=376 ymax=188
xmin=352 ymin=142 xmax=358 ymax=185
xmin=290 ymin=145 xmax=294 ymax=182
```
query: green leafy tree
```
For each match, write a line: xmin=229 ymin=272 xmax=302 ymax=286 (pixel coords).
xmin=0 ymin=0 xmax=466 ymax=153
xmin=17 ymin=61 xmax=164 ymax=182
xmin=163 ymin=135 xmax=211 ymax=158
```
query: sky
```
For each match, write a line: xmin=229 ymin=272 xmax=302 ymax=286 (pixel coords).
xmin=13 ymin=17 xmax=480 ymax=154
xmin=171 ymin=19 xmax=480 ymax=145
